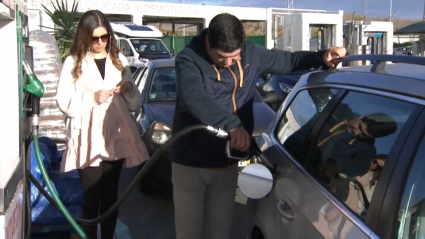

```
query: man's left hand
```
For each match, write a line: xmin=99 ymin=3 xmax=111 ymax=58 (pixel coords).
xmin=323 ymin=47 xmax=347 ymax=68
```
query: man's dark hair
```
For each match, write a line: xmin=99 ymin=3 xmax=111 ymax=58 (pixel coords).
xmin=365 ymin=113 xmax=397 ymax=138
xmin=207 ymin=13 xmax=245 ymax=52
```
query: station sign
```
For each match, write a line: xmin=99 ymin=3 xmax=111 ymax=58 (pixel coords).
xmin=364 ymin=32 xmax=384 ymax=38
xmin=29 ymin=0 xmax=201 ymax=16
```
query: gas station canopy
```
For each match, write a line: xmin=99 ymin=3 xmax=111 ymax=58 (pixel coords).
xmin=394 ymin=21 xmax=425 ymax=34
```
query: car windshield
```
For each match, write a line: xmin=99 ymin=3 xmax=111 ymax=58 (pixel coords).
xmin=149 ymin=67 xmax=177 ymax=102
xmin=130 ymin=39 xmax=169 ymax=54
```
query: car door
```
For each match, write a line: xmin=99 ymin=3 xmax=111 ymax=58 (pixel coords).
xmin=371 ymin=108 xmax=425 ymax=239
xmin=254 ymin=87 xmax=342 ymax=239
xmin=391 ymin=128 xmax=425 ymax=239
xmin=263 ymin=86 xmax=420 ymax=238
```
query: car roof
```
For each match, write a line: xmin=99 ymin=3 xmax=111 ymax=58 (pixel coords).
xmin=337 ymin=63 xmax=425 ymax=80
xmin=149 ymin=58 xmax=175 ymax=68
xmin=296 ymin=55 xmax=425 ymax=100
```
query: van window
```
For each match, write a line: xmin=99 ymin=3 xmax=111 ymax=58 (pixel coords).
xmin=120 ymin=40 xmax=133 ymax=56
xmin=130 ymin=39 xmax=168 ymax=54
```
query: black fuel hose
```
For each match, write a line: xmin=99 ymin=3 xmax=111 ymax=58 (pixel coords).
xmin=27 ymin=124 xmax=228 ymax=226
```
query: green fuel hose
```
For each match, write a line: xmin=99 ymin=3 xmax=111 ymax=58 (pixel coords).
xmin=31 ymin=128 xmax=87 ymax=239
xmin=21 ymin=54 xmax=86 ymax=237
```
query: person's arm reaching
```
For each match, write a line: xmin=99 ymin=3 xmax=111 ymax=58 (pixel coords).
xmin=247 ymin=41 xmax=346 ymax=74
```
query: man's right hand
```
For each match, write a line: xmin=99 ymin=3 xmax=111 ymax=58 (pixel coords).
xmin=94 ymin=90 xmax=113 ymax=104
xmin=229 ymin=126 xmax=250 ymax=152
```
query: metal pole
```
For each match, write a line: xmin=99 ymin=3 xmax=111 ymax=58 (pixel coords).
xmin=363 ymin=0 xmax=367 ymax=19
xmin=389 ymin=0 xmax=393 ymax=21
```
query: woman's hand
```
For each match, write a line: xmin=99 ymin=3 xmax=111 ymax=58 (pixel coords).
xmin=114 ymin=81 xmax=133 ymax=94
xmin=94 ymin=90 xmax=113 ymax=104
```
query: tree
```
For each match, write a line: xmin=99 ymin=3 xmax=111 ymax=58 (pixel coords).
xmin=42 ymin=0 xmax=79 ymax=62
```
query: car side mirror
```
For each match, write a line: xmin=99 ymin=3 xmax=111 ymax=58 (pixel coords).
xmin=261 ymin=91 xmax=278 ymax=103
xmin=278 ymin=83 xmax=292 ymax=93
xmin=169 ymin=49 xmax=175 ymax=57
xmin=238 ymin=164 xmax=274 ymax=199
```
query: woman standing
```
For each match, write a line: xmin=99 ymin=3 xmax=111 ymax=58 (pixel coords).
xmin=56 ymin=10 xmax=149 ymax=239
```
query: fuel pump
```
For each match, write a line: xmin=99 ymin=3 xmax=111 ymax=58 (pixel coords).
xmin=367 ymin=37 xmax=374 ymax=54
xmin=367 ymin=36 xmax=375 ymax=64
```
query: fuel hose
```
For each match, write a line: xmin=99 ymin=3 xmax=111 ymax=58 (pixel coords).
xmin=29 ymin=125 xmax=228 ymax=237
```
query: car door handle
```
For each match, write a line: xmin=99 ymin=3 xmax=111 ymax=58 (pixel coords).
xmin=277 ymin=199 xmax=295 ymax=221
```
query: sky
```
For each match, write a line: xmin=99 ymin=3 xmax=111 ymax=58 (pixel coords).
xmin=137 ymin=0 xmax=424 ymax=20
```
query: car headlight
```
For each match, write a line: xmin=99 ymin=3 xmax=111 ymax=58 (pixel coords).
xmin=151 ymin=122 xmax=171 ymax=144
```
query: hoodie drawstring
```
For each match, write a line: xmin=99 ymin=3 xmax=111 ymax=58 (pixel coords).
xmin=212 ymin=60 xmax=244 ymax=87
xmin=212 ymin=60 xmax=244 ymax=114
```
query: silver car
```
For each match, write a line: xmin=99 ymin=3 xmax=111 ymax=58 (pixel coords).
xmin=239 ymin=55 xmax=425 ymax=239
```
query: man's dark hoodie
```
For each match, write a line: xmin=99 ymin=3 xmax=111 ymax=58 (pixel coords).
xmin=170 ymin=28 xmax=327 ymax=168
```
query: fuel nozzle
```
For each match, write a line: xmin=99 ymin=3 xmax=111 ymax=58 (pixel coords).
xmin=206 ymin=126 xmax=229 ymax=138
xmin=22 ymin=59 xmax=44 ymax=127
xmin=23 ymin=60 xmax=44 ymax=98
xmin=206 ymin=126 xmax=265 ymax=161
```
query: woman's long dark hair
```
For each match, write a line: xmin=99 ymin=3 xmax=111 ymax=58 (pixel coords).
xmin=69 ymin=10 xmax=124 ymax=81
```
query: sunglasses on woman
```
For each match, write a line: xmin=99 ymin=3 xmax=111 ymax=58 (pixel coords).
xmin=92 ymin=33 xmax=109 ymax=44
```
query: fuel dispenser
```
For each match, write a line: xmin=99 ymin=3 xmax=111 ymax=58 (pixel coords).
xmin=317 ymin=27 xmax=324 ymax=51
xmin=272 ymin=12 xmax=343 ymax=52
xmin=343 ymin=21 xmax=394 ymax=66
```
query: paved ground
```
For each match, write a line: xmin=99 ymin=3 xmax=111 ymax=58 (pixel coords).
xmin=116 ymin=167 xmax=250 ymax=239
xmin=31 ymin=167 xmax=250 ymax=239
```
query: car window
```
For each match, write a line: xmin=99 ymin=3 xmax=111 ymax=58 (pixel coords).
xmin=306 ymin=91 xmax=416 ymax=221
xmin=133 ymin=67 xmax=143 ymax=81
xmin=396 ymin=136 xmax=425 ymax=239
xmin=276 ymin=88 xmax=340 ymax=160
xmin=137 ymin=66 xmax=149 ymax=94
xmin=148 ymin=67 xmax=176 ymax=101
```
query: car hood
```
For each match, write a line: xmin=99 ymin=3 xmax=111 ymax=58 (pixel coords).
xmin=146 ymin=101 xmax=275 ymax=136
xmin=139 ymin=52 xmax=172 ymax=60
xmin=146 ymin=102 xmax=175 ymax=127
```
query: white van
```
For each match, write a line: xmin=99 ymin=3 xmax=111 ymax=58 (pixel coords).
xmin=111 ymin=23 xmax=173 ymax=74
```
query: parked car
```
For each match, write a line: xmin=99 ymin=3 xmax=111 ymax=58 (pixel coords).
xmin=238 ymin=55 xmax=425 ymax=239
xmin=256 ymin=69 xmax=316 ymax=111
xmin=393 ymin=47 xmax=412 ymax=55
xmin=133 ymin=59 xmax=276 ymax=193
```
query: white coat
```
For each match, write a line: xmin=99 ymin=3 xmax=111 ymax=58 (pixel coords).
xmin=56 ymin=52 xmax=149 ymax=172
